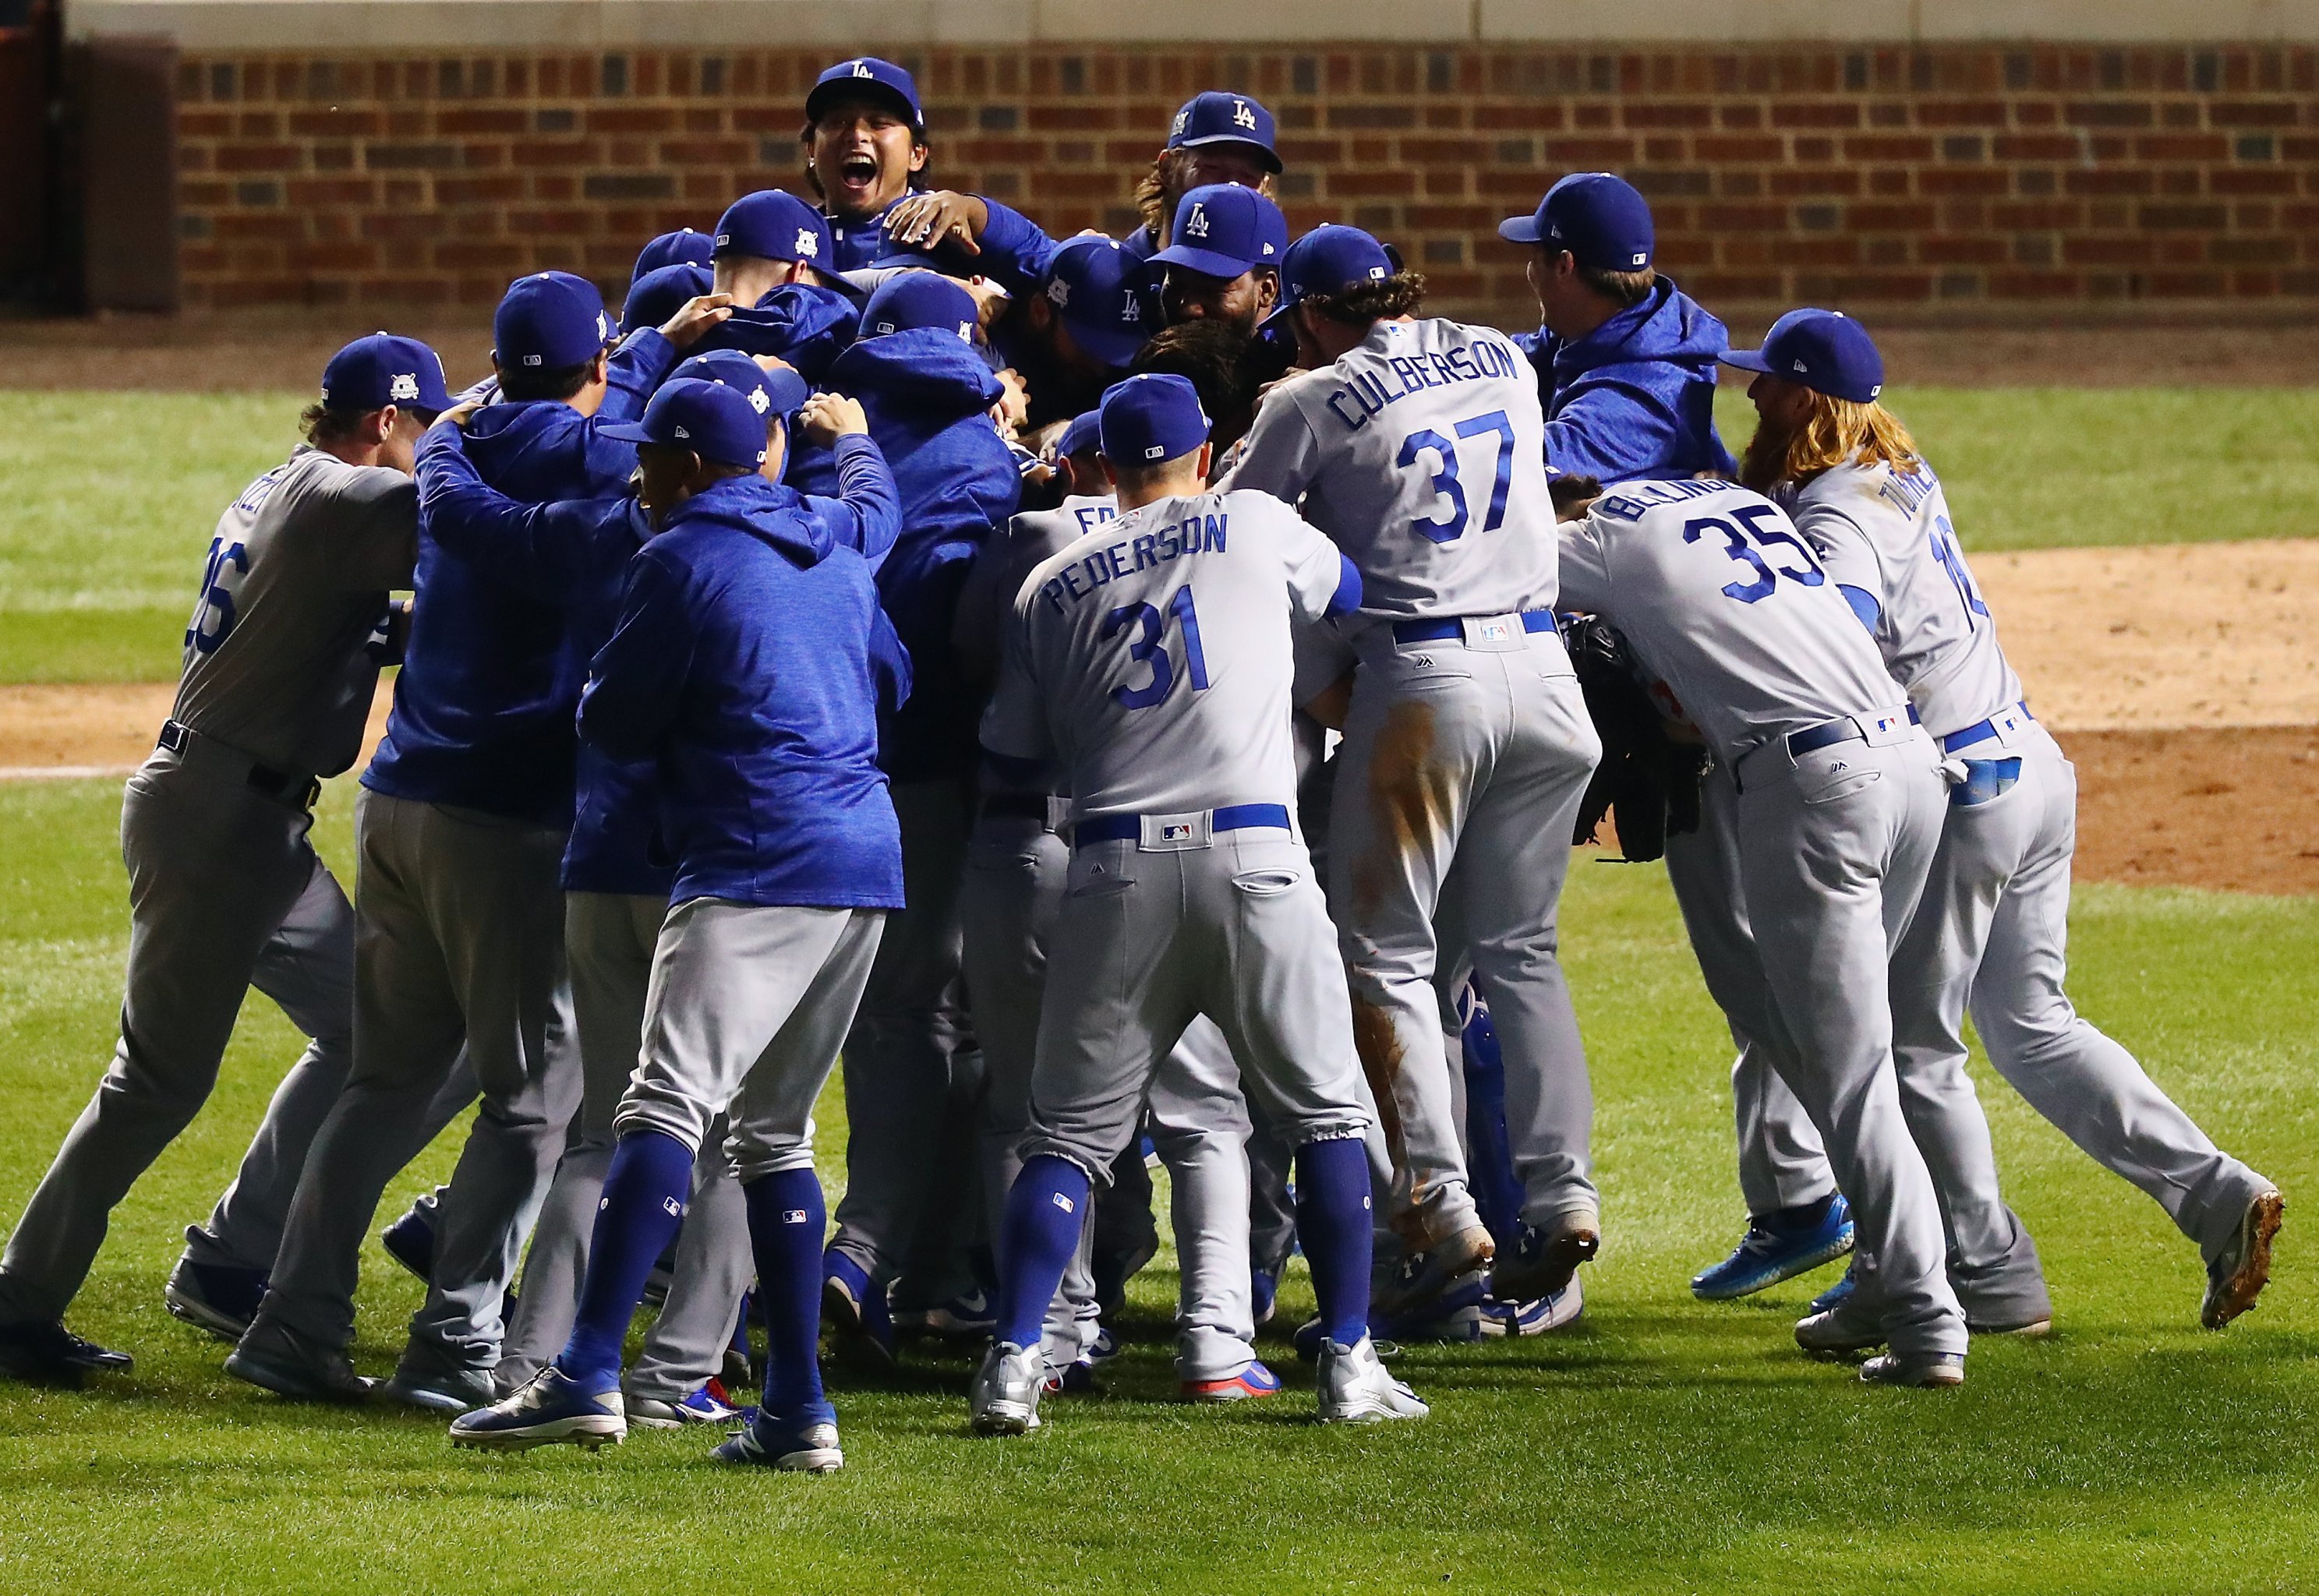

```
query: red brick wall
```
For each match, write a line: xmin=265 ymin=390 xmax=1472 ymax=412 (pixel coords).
xmin=171 ymin=43 xmax=2319 ymax=323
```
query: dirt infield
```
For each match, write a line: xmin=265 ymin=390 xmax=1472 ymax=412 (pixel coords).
xmin=2 ymin=539 xmax=2311 ymax=894
xmin=8 ymin=314 xmax=2319 ymax=392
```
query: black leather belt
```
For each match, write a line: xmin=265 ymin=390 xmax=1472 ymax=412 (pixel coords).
xmin=159 ymin=719 xmax=320 ymax=807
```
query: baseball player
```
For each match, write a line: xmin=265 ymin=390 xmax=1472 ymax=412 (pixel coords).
xmin=631 ymin=226 xmax=713 ymax=281
xmin=226 ymin=274 xmax=726 ymax=1410
xmin=446 ymin=377 xmax=907 ymax=1471
xmin=992 ymin=235 xmax=1157 ymax=429
xmin=1222 ymin=226 xmax=1603 ymax=1324
xmin=702 ymin=190 xmax=860 ymax=384
xmin=1722 ymin=309 xmax=2285 ymax=1332
xmin=0 ymin=334 xmax=446 ymax=1385
xmin=970 ymin=373 xmax=1423 ymax=1432
xmin=785 ymin=271 xmax=1020 ymax=1353
xmin=800 ymin=57 xmax=931 ymax=271
xmin=1557 ymin=476 xmax=1967 ymax=1386
xmin=1151 ymin=184 xmax=1285 ymax=337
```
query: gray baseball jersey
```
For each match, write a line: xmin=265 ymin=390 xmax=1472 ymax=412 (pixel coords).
xmin=171 ymin=447 xmax=418 ymax=777
xmin=1223 ymin=316 xmax=1555 ymax=639
xmin=952 ymin=495 xmax=1119 ymax=687
xmin=982 ymin=488 xmax=1345 ymax=818
xmin=1557 ymin=480 xmax=1908 ymax=764
xmin=1782 ymin=461 xmax=2023 ymax=741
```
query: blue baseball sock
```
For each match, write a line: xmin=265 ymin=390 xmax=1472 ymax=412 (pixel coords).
xmin=743 ymin=1167 xmax=831 ymax=1421
xmin=995 ymin=1153 xmax=1091 ymax=1350
xmin=555 ymin=1128 xmax=695 ymax=1391
xmin=1294 ymin=1135 xmax=1375 ymax=1347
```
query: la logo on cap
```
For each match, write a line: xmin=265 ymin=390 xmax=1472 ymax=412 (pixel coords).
xmin=851 ymin=59 xmax=872 ymax=76
xmin=1233 ymin=98 xmax=1256 ymax=129
xmin=1185 ymin=204 xmax=1210 ymax=238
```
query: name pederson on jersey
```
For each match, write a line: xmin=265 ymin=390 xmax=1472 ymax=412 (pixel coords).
xmin=981 ymin=489 xmax=1353 ymax=821
xmin=171 ymin=446 xmax=419 ymax=778
xmin=1222 ymin=317 xmax=1557 ymax=641
xmin=1782 ymin=458 xmax=2024 ymax=743
xmin=1554 ymin=478 xmax=1909 ymax=766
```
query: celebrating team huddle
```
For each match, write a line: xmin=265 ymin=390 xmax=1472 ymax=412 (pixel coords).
xmin=0 ymin=55 xmax=2285 ymax=1470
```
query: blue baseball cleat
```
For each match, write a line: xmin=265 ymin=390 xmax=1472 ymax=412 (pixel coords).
xmin=1180 ymin=1359 xmax=1283 ymax=1403
xmin=1479 ymin=1275 xmax=1585 ymax=1336
xmin=1809 ymin=1260 xmax=1858 ymax=1317
xmin=821 ymin=1249 xmax=897 ymax=1368
xmin=448 ymin=1366 xmax=624 ymax=1452
xmin=1250 ymin=1267 xmax=1278 ymax=1328
xmin=625 ymin=1381 xmax=741 ymax=1429
xmin=380 ymin=1206 xmax=437 ymax=1285
xmin=1690 ymin=1194 xmax=1854 ymax=1302
xmin=711 ymin=1405 xmax=843 ymax=1473
xmin=164 ymin=1253 xmax=268 ymax=1341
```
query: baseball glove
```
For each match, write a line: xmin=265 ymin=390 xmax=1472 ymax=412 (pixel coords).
xmin=1564 ymin=613 xmax=1712 ymax=863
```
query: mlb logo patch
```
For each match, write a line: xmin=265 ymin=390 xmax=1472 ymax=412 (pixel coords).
xmin=782 ymin=1208 xmax=808 ymax=1224
xmin=1051 ymin=1192 xmax=1076 ymax=1214
xmin=661 ymin=1195 xmax=684 ymax=1217
xmin=1476 ymin=620 xmax=1511 ymax=644
xmin=1143 ymin=443 xmax=1165 ymax=460
xmin=1161 ymin=821 xmax=1194 ymax=842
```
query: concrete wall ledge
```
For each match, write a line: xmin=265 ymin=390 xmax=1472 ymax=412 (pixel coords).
xmin=64 ymin=0 xmax=2319 ymax=51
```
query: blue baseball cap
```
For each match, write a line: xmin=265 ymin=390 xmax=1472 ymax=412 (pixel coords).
xmin=806 ymin=56 xmax=924 ymax=133
xmin=1262 ymin=224 xmax=1394 ymax=333
xmin=669 ymin=350 xmax=812 ymax=422
xmin=1165 ymin=90 xmax=1281 ymax=174
xmin=320 ymin=332 xmax=451 ymax=413
xmin=632 ymin=228 xmax=713 ymax=281
xmin=1720 ymin=308 xmax=1885 ymax=404
xmin=598 ymin=377 xmax=769 ymax=468
xmin=714 ymin=190 xmax=834 ymax=269
xmin=1053 ymin=409 xmax=1103 ymax=460
xmin=1497 ymin=171 xmax=1655 ymax=271
xmin=1151 ymin=184 xmax=1286 ymax=281
xmin=621 ymin=262 xmax=712 ymax=336
xmin=1098 ymin=373 xmax=1209 ymax=467
xmin=494 ymin=271 xmax=614 ymax=371
xmin=861 ymin=271 xmax=980 ymax=340
xmin=1043 ymin=235 xmax=1154 ymax=367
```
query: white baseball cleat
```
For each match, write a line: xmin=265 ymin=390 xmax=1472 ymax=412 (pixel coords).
xmin=1317 ymin=1334 xmax=1428 ymax=1425
xmin=1858 ymin=1350 xmax=1965 ymax=1389
xmin=448 ymin=1366 xmax=625 ymax=1452
xmin=969 ymin=1341 xmax=1045 ymax=1435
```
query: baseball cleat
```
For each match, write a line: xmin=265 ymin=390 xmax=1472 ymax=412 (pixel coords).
xmin=1809 ymin=1261 xmax=1858 ymax=1316
xmin=449 ymin=1367 xmax=625 ymax=1452
xmin=1087 ymin=1324 xmax=1121 ymax=1364
xmin=894 ymin=1288 xmax=996 ymax=1340
xmin=1480 ymin=1274 xmax=1585 ymax=1337
xmin=625 ymin=1381 xmax=741 ymax=1429
xmin=1180 ymin=1360 xmax=1283 ymax=1403
xmin=2201 ymin=1188 xmax=2284 ymax=1330
xmin=1373 ymin=1223 xmax=1495 ymax=1322
xmin=969 ymin=1340 xmax=1045 ymax=1435
xmin=822 ymin=1251 xmax=897 ymax=1368
xmin=1043 ymin=1358 xmax=1097 ymax=1395
xmin=383 ymin=1341 xmax=497 ymax=1414
xmin=1858 ymin=1350 xmax=1965 ymax=1389
xmin=1967 ymin=1312 xmax=2054 ymax=1340
xmin=1794 ymin=1300 xmax=1888 ymax=1359
xmin=711 ymin=1407 xmax=843 ymax=1473
xmin=1317 ymin=1334 xmax=1428 ymax=1425
xmin=225 ymin=1322 xmax=371 ymax=1403
xmin=1490 ymin=1216 xmax=1600 ymax=1305
xmin=379 ymin=1206 xmax=437 ymax=1285
xmin=1690 ymin=1195 xmax=1854 ymax=1301
xmin=0 ymin=1318 xmax=134 ymax=1387
xmin=1251 ymin=1267 xmax=1278 ymax=1329
xmin=164 ymin=1255 xmax=268 ymax=1341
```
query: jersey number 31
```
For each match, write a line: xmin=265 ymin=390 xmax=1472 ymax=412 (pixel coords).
xmin=1103 ymin=585 xmax=1211 ymax=710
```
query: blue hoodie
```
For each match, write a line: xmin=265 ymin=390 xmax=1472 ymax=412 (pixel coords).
xmin=1512 ymin=279 xmax=1737 ymax=485
xmin=578 ymin=476 xmax=910 ymax=910
xmin=415 ymin=424 xmax=903 ymax=896
xmin=794 ymin=327 xmax=1020 ymax=782
xmin=363 ymin=332 xmax=679 ymax=824
xmin=696 ymin=282 xmax=861 ymax=383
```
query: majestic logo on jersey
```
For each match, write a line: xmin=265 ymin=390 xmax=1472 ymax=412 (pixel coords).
xmin=794 ymin=227 xmax=820 ymax=259
xmin=747 ymin=386 xmax=771 ymax=414
xmin=1184 ymin=204 xmax=1211 ymax=239
xmin=389 ymin=373 xmax=419 ymax=401
xmin=1232 ymin=98 xmax=1257 ymax=130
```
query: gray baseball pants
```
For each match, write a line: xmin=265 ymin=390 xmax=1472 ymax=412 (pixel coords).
xmin=495 ymin=890 xmax=753 ymax=1399
xmin=0 ymin=751 xmax=340 ymax=1323
xmin=1734 ymin=726 xmax=1967 ymax=1360
xmin=829 ymin=777 xmax=983 ymax=1298
xmin=1331 ymin=627 xmax=1600 ymax=1252
xmin=1024 ymin=824 xmax=1370 ymax=1189
xmin=613 ymin=899 xmax=884 ymax=1182
xmin=245 ymin=789 xmax=578 ymax=1372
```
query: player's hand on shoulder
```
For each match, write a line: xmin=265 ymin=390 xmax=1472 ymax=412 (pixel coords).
xmin=798 ymin=391 xmax=869 ymax=445
xmin=659 ymin=292 xmax=736 ymax=350
xmin=437 ymin=397 xmax=487 ymax=432
xmin=886 ymin=190 xmax=986 ymax=254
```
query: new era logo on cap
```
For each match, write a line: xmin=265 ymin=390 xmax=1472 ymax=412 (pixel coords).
xmin=673 ymin=424 xmax=692 ymax=439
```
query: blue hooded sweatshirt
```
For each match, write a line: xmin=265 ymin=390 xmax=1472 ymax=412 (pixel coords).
xmin=362 ymin=330 xmax=680 ymax=824
xmin=696 ymin=282 xmax=861 ymax=383
xmin=793 ymin=327 xmax=1020 ymax=782
xmin=415 ymin=424 xmax=903 ymax=897
xmin=1511 ymin=278 xmax=1737 ymax=485
xmin=578 ymin=476 xmax=910 ymax=910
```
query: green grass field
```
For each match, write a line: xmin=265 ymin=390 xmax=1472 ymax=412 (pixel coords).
xmin=4 ymin=387 xmax=2317 ymax=683
xmin=0 ymin=775 xmax=2312 ymax=1594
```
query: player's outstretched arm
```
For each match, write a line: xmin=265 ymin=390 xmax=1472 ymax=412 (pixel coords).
xmin=414 ymin=420 xmax=640 ymax=605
